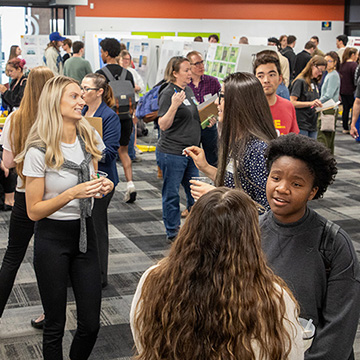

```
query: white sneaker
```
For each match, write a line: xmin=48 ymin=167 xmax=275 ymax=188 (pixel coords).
xmin=124 ymin=186 xmax=136 ymax=203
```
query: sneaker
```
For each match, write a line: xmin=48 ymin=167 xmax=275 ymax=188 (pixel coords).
xmin=124 ymin=186 xmax=137 ymax=203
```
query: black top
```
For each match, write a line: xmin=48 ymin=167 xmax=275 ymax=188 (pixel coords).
xmin=96 ymin=64 xmax=135 ymax=118
xmin=281 ymin=46 xmax=296 ymax=81
xmin=293 ymin=50 xmax=311 ymax=79
xmin=2 ymin=75 xmax=27 ymax=113
xmin=290 ymin=78 xmax=319 ymax=132
xmin=260 ymin=208 xmax=360 ymax=360
xmin=157 ymin=83 xmax=201 ymax=155
xmin=63 ymin=53 xmax=71 ymax=63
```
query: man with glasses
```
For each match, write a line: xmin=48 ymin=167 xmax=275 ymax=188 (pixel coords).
xmin=64 ymin=41 xmax=92 ymax=83
xmin=186 ymin=51 xmax=221 ymax=167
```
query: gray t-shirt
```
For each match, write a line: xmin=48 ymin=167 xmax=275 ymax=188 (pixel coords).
xmin=157 ymin=83 xmax=201 ymax=155
xmin=290 ymin=78 xmax=319 ymax=132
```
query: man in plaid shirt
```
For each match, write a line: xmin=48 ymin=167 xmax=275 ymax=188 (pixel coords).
xmin=186 ymin=51 xmax=221 ymax=168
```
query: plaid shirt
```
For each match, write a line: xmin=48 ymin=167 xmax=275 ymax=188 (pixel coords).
xmin=188 ymin=74 xmax=221 ymax=104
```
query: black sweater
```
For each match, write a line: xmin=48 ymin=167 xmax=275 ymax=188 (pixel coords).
xmin=2 ymin=75 xmax=27 ymax=112
xmin=260 ymin=208 xmax=360 ymax=360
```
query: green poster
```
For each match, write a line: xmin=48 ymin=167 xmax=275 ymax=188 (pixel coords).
xmin=205 ymin=60 xmax=213 ymax=74
xmin=215 ymin=46 xmax=224 ymax=61
xmin=226 ymin=64 xmax=236 ymax=75
xmin=229 ymin=47 xmax=239 ymax=63
xmin=218 ymin=63 xmax=227 ymax=80
xmin=222 ymin=46 xmax=230 ymax=62
xmin=211 ymin=62 xmax=220 ymax=77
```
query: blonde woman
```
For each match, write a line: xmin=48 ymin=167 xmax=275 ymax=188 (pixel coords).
xmin=16 ymin=76 xmax=114 ymax=359
xmin=0 ymin=66 xmax=54 ymax=323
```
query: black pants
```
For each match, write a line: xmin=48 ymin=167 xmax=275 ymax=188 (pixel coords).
xmin=34 ymin=217 xmax=102 ymax=360
xmin=91 ymin=188 xmax=115 ymax=285
xmin=0 ymin=191 xmax=35 ymax=316
xmin=341 ymin=94 xmax=355 ymax=130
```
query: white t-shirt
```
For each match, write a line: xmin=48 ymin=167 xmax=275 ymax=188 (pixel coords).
xmin=1 ymin=113 xmax=26 ymax=192
xmin=23 ymin=135 xmax=105 ymax=220
xmin=130 ymin=265 xmax=304 ymax=359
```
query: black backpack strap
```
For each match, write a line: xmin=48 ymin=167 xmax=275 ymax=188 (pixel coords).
xmin=120 ymin=68 xmax=127 ymax=81
xmin=319 ymin=220 xmax=340 ymax=278
xmin=101 ymin=66 xmax=116 ymax=82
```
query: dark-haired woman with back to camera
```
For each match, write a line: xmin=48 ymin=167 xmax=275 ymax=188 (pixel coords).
xmin=81 ymin=73 xmax=121 ymax=288
xmin=0 ymin=58 xmax=27 ymax=113
xmin=185 ymin=72 xmax=277 ymax=213
xmin=157 ymin=56 xmax=201 ymax=241
xmin=131 ymin=187 xmax=303 ymax=360
xmin=339 ymin=47 xmax=358 ymax=134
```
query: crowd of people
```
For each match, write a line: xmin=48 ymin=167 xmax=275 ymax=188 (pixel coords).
xmin=0 ymin=31 xmax=359 ymax=360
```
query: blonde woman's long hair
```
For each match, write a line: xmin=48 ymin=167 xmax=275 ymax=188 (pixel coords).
xmin=134 ymin=188 xmax=299 ymax=360
xmin=16 ymin=76 xmax=102 ymax=173
xmin=10 ymin=66 xmax=55 ymax=185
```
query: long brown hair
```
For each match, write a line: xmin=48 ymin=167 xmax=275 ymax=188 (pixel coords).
xmin=134 ymin=188 xmax=299 ymax=360
xmin=341 ymin=47 xmax=358 ymax=64
xmin=8 ymin=45 xmax=20 ymax=61
xmin=10 ymin=66 xmax=55 ymax=184
xmin=292 ymin=55 xmax=327 ymax=90
xmin=83 ymin=73 xmax=115 ymax=107
xmin=215 ymin=72 xmax=277 ymax=189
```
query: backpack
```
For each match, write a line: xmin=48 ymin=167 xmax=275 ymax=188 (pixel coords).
xmin=135 ymin=85 xmax=161 ymax=123
xmin=319 ymin=219 xmax=340 ymax=278
xmin=101 ymin=66 xmax=135 ymax=116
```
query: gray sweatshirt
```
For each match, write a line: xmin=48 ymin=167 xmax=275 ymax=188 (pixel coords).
xmin=260 ymin=208 xmax=360 ymax=360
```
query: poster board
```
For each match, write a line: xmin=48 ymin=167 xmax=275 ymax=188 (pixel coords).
xmin=205 ymin=43 xmax=273 ymax=81
xmin=20 ymin=35 xmax=80 ymax=69
xmin=155 ymin=40 xmax=209 ymax=84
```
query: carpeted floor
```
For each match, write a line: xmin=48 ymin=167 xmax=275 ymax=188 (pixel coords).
xmin=1 ymin=124 xmax=360 ymax=359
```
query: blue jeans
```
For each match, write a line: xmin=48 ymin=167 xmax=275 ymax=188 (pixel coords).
xmin=201 ymin=125 xmax=218 ymax=167
xmin=299 ymin=129 xmax=317 ymax=139
xmin=128 ymin=126 xmax=136 ymax=160
xmin=157 ymin=151 xmax=199 ymax=238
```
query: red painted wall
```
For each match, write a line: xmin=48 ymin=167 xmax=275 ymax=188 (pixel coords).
xmin=76 ymin=0 xmax=345 ymax=21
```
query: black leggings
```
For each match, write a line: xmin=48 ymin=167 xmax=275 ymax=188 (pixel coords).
xmin=341 ymin=94 xmax=355 ymax=130
xmin=34 ymin=217 xmax=102 ymax=360
xmin=0 ymin=191 xmax=35 ymax=317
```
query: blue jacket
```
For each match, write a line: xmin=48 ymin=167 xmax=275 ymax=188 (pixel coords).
xmin=83 ymin=101 xmax=121 ymax=186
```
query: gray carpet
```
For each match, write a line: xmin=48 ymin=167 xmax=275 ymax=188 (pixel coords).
xmin=1 ymin=124 xmax=360 ymax=359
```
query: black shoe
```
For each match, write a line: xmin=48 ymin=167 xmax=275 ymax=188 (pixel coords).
xmin=31 ymin=318 xmax=44 ymax=329
xmin=3 ymin=204 xmax=13 ymax=211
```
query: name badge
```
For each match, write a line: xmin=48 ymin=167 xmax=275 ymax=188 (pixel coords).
xmin=183 ymin=99 xmax=191 ymax=106
xmin=203 ymin=93 xmax=212 ymax=101
xmin=191 ymin=96 xmax=199 ymax=106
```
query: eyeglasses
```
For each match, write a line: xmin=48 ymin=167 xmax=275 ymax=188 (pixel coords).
xmin=217 ymin=91 xmax=225 ymax=101
xmin=81 ymin=87 xmax=99 ymax=92
xmin=315 ymin=66 xmax=324 ymax=74
xmin=190 ymin=60 xmax=204 ymax=67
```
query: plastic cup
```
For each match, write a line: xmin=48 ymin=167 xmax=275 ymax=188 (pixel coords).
xmin=190 ymin=176 xmax=213 ymax=201
xmin=94 ymin=171 xmax=108 ymax=197
xmin=299 ymin=317 xmax=316 ymax=351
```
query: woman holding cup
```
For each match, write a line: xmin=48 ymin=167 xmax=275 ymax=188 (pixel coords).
xmin=16 ymin=76 xmax=113 ymax=359
xmin=186 ymin=72 xmax=277 ymax=213
xmin=81 ymin=73 xmax=120 ymax=287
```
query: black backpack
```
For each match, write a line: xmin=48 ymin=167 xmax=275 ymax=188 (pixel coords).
xmin=101 ymin=66 xmax=135 ymax=115
xmin=320 ymin=220 xmax=340 ymax=278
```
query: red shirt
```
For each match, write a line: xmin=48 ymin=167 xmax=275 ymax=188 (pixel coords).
xmin=270 ymin=95 xmax=299 ymax=136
